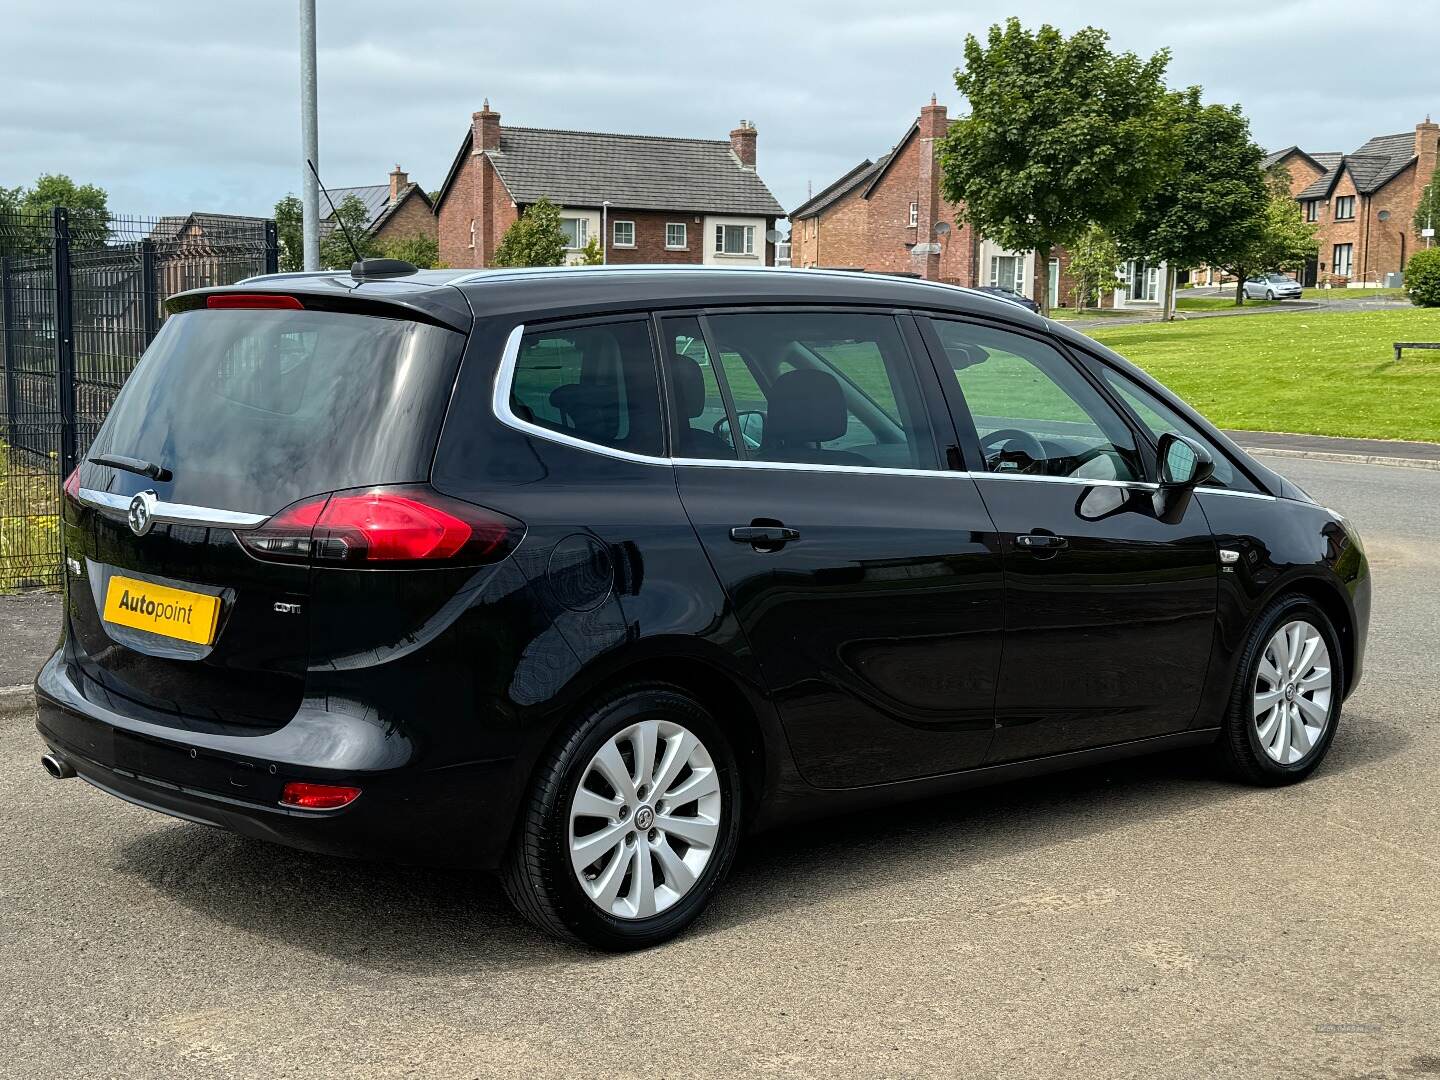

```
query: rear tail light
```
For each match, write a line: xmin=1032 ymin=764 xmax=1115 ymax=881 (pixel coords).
xmin=63 ymin=466 xmax=81 ymax=503
xmin=280 ymin=781 xmax=362 ymax=810
xmin=206 ymin=294 xmax=304 ymax=310
xmin=240 ymin=486 xmax=523 ymax=567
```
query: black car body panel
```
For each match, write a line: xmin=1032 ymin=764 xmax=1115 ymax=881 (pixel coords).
xmin=36 ymin=267 xmax=1369 ymax=869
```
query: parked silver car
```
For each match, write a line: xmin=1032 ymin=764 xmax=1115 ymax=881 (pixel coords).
xmin=1243 ymin=274 xmax=1303 ymax=300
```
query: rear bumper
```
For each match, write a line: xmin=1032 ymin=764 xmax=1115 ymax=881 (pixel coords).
xmin=34 ymin=651 xmax=521 ymax=868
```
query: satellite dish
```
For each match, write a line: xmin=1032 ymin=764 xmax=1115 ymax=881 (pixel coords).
xmin=765 ymin=229 xmax=784 ymax=244
xmin=933 ymin=221 xmax=951 ymax=236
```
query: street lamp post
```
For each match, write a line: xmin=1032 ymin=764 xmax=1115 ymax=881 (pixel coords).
xmin=299 ymin=0 xmax=320 ymax=271
xmin=601 ymin=201 xmax=610 ymax=264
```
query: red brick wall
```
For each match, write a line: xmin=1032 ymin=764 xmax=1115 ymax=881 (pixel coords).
xmin=372 ymin=190 xmax=436 ymax=248
xmin=601 ymin=210 xmax=706 ymax=264
xmin=437 ymin=152 xmax=479 ymax=268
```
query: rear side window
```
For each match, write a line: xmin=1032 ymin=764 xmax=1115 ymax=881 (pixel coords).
xmin=510 ymin=321 xmax=662 ymax=457
xmin=700 ymin=312 xmax=939 ymax=470
xmin=84 ymin=308 xmax=464 ymax=516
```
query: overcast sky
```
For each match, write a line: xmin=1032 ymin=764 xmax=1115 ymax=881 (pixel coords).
xmin=5 ymin=0 xmax=1437 ymax=222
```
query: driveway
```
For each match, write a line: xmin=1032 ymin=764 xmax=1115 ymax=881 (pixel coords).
xmin=1 ymin=454 xmax=1437 ymax=1079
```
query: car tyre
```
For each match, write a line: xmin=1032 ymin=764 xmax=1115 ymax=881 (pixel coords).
xmin=501 ymin=683 xmax=743 ymax=950
xmin=1265 ymin=289 xmax=1276 ymax=300
xmin=1217 ymin=594 xmax=1343 ymax=786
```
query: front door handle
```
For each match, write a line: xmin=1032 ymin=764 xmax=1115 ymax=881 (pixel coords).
xmin=1015 ymin=532 xmax=1068 ymax=552
xmin=729 ymin=525 xmax=800 ymax=546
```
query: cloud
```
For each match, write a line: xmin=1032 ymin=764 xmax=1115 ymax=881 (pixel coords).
xmin=3 ymin=0 xmax=1436 ymax=219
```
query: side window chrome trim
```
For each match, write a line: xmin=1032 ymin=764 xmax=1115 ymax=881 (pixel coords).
xmin=77 ymin=489 xmax=270 ymax=529
xmin=490 ymin=323 xmax=1278 ymax=498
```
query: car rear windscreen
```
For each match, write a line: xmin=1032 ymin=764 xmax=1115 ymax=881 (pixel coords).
xmin=84 ymin=307 xmax=465 ymax=515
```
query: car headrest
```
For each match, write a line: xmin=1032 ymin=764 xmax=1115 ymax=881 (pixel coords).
xmin=763 ymin=368 xmax=848 ymax=447
xmin=670 ymin=353 xmax=706 ymax=419
xmin=549 ymin=383 xmax=618 ymax=441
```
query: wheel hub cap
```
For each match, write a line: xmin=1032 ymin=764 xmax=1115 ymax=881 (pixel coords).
xmin=568 ymin=719 xmax=722 ymax=920
xmin=1253 ymin=619 xmax=1332 ymax=765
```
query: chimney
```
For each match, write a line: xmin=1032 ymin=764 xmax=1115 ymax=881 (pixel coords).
xmin=1417 ymin=115 xmax=1439 ymax=189
xmin=473 ymin=98 xmax=502 ymax=152
xmin=919 ymin=93 xmax=948 ymax=140
xmin=730 ymin=120 xmax=757 ymax=169
xmin=388 ymin=164 xmax=408 ymax=206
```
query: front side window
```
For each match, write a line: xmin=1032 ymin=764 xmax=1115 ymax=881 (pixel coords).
xmin=612 ymin=220 xmax=635 ymax=247
xmin=928 ymin=319 xmax=1142 ymax=482
xmin=700 ymin=312 xmax=939 ymax=470
xmin=1090 ymin=362 xmax=1254 ymax=492
xmin=665 ymin=222 xmax=687 ymax=249
xmin=509 ymin=321 xmax=662 ymax=457
xmin=1333 ymin=243 xmax=1353 ymax=277
xmin=1334 ymin=195 xmax=1355 ymax=221
xmin=715 ymin=224 xmax=755 ymax=256
xmin=559 ymin=216 xmax=588 ymax=250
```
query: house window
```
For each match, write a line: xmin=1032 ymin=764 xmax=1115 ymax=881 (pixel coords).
xmin=613 ymin=220 xmax=635 ymax=248
xmin=714 ymin=224 xmax=755 ymax=256
xmin=559 ymin=216 xmax=588 ymax=250
xmin=1334 ymin=196 xmax=1355 ymax=221
xmin=908 ymin=202 xmax=919 ymax=228
xmin=665 ymin=222 xmax=687 ymax=249
xmin=1332 ymin=243 xmax=1353 ymax=278
xmin=469 ymin=218 xmax=476 ymax=248
xmin=1304 ymin=200 xmax=1319 ymax=223
xmin=989 ymin=254 xmax=1024 ymax=294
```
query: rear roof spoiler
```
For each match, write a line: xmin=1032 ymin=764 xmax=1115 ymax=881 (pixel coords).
xmin=167 ymin=282 xmax=473 ymax=333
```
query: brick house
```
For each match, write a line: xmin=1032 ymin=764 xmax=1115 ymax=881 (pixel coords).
xmin=434 ymin=101 xmax=785 ymax=269
xmin=1276 ymin=118 xmax=1438 ymax=286
xmin=321 ymin=165 xmax=436 ymax=251
xmin=790 ymin=96 xmax=1161 ymax=309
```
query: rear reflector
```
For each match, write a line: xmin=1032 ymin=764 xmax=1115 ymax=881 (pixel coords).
xmin=206 ymin=294 xmax=304 ymax=310
xmin=281 ymin=781 xmax=362 ymax=810
xmin=240 ymin=485 xmax=523 ymax=567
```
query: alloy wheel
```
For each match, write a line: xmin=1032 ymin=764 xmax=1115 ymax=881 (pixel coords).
xmin=1253 ymin=620 xmax=1332 ymax=765
xmin=568 ymin=719 xmax=722 ymax=920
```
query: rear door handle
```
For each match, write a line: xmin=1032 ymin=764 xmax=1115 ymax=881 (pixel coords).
xmin=1015 ymin=532 xmax=1068 ymax=551
xmin=729 ymin=525 xmax=800 ymax=545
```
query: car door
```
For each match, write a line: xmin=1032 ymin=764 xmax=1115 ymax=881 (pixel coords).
xmin=663 ymin=308 xmax=1005 ymax=789
xmin=918 ymin=315 xmax=1219 ymax=764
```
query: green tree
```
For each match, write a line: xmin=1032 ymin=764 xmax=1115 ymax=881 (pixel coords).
xmin=378 ymin=231 xmax=440 ymax=269
xmin=1068 ymin=225 xmax=1123 ymax=309
xmin=1404 ymin=247 xmax=1440 ymax=307
xmin=1415 ymin=167 xmax=1439 ymax=241
xmin=1218 ymin=168 xmax=1318 ymax=305
xmin=938 ymin=19 xmax=1175 ymax=314
xmin=273 ymin=194 xmax=303 ymax=272
xmin=1 ymin=174 xmax=110 ymax=257
xmin=1117 ymin=89 xmax=1268 ymax=319
xmin=319 ymin=193 xmax=377 ymax=269
xmin=577 ymin=236 xmax=604 ymax=265
xmin=492 ymin=198 xmax=567 ymax=268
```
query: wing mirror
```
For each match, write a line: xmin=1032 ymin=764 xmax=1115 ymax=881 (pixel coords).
xmin=1152 ymin=433 xmax=1214 ymax=523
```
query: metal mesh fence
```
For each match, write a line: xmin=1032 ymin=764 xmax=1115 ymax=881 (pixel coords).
xmin=0 ymin=208 xmax=277 ymax=589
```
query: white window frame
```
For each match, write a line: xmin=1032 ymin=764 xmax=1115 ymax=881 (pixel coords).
xmin=908 ymin=202 xmax=919 ymax=228
xmin=560 ymin=216 xmax=588 ymax=251
xmin=1332 ymin=242 xmax=1353 ymax=277
xmin=468 ymin=218 xmax=476 ymax=249
xmin=612 ymin=220 xmax=635 ymax=248
xmin=665 ymin=222 xmax=687 ymax=250
xmin=715 ymin=224 xmax=755 ymax=256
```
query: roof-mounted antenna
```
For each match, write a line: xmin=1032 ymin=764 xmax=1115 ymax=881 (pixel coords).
xmin=306 ymin=157 xmax=362 ymax=266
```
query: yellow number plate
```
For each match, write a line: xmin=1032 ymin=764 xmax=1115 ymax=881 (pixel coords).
xmin=103 ymin=575 xmax=221 ymax=645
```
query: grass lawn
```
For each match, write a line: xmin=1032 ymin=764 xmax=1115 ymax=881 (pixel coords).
xmin=1176 ymin=296 xmax=1284 ymax=312
xmin=1313 ymin=287 xmax=1410 ymax=302
xmin=1087 ymin=306 xmax=1440 ymax=443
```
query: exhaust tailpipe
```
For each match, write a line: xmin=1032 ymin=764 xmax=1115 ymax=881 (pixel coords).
xmin=40 ymin=753 xmax=76 ymax=780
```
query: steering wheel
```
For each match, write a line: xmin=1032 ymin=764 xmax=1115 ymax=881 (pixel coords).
xmin=979 ymin=427 xmax=1046 ymax=473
